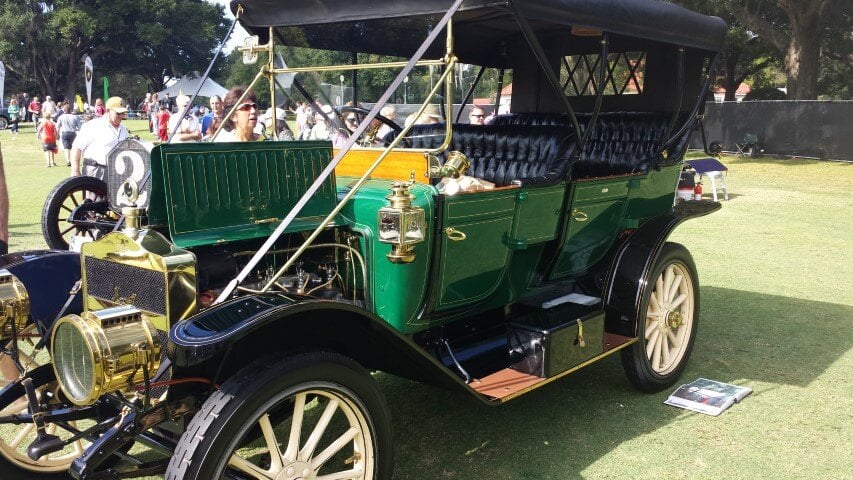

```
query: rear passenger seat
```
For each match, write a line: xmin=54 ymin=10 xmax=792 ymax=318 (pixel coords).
xmin=489 ymin=112 xmax=690 ymax=178
xmin=403 ymin=112 xmax=690 ymax=187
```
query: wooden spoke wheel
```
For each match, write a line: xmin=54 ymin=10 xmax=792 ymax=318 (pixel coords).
xmin=0 ymin=324 xmax=87 ymax=478
xmin=41 ymin=176 xmax=109 ymax=250
xmin=621 ymin=243 xmax=699 ymax=393
xmin=166 ymin=352 xmax=393 ymax=480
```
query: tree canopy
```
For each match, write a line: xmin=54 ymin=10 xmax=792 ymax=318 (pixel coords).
xmin=0 ymin=0 xmax=228 ymax=102
xmin=673 ymin=0 xmax=851 ymax=100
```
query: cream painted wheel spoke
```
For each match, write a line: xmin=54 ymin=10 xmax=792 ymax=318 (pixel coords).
xmin=299 ymin=398 xmax=340 ymax=461
xmin=654 ymin=275 xmax=665 ymax=306
xmin=316 ymin=467 xmax=366 ymax=480
xmin=72 ymin=438 xmax=85 ymax=457
xmin=662 ymin=335 xmax=672 ymax=365
xmin=662 ymin=266 xmax=674 ymax=300
xmin=667 ymin=274 xmax=682 ymax=303
xmin=283 ymin=392 xmax=306 ymax=461
xmin=649 ymin=292 xmax=660 ymax=313
xmin=10 ymin=422 xmax=35 ymax=449
xmin=644 ymin=320 xmax=656 ymax=340
xmin=310 ymin=426 xmax=359 ymax=470
xmin=646 ymin=329 xmax=660 ymax=357
xmin=258 ymin=414 xmax=284 ymax=471
xmin=227 ymin=454 xmax=272 ymax=479
xmin=670 ymin=292 xmax=688 ymax=309
xmin=652 ymin=333 xmax=662 ymax=371
xmin=665 ymin=328 xmax=682 ymax=349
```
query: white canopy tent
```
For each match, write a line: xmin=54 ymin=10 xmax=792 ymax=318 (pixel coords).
xmin=156 ymin=75 xmax=228 ymax=98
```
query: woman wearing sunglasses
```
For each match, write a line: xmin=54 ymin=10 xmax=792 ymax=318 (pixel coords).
xmin=214 ymin=87 xmax=262 ymax=142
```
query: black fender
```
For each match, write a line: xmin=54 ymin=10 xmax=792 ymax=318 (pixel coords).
xmin=168 ymin=293 xmax=485 ymax=401
xmin=603 ymin=201 xmax=721 ymax=337
xmin=0 ymin=250 xmax=82 ymax=334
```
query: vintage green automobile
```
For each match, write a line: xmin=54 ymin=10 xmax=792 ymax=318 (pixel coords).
xmin=0 ymin=0 xmax=725 ymax=478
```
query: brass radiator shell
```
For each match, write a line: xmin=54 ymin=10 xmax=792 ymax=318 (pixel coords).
xmin=81 ymin=228 xmax=197 ymax=332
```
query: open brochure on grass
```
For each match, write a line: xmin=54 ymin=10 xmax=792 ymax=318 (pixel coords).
xmin=665 ymin=378 xmax=752 ymax=416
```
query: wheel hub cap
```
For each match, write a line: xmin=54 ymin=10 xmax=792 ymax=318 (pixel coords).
xmin=665 ymin=310 xmax=684 ymax=329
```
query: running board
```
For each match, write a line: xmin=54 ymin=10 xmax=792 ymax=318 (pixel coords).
xmin=472 ymin=334 xmax=636 ymax=402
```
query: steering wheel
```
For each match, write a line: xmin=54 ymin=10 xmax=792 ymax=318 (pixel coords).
xmin=339 ymin=106 xmax=403 ymax=147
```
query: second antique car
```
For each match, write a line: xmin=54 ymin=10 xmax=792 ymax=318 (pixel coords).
xmin=0 ymin=0 xmax=725 ymax=478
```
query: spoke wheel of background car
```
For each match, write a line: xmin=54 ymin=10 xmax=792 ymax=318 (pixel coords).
xmin=41 ymin=175 xmax=109 ymax=250
xmin=0 ymin=324 xmax=89 ymax=478
xmin=621 ymin=242 xmax=699 ymax=393
xmin=0 ymin=117 xmax=8 ymax=130
xmin=166 ymin=351 xmax=393 ymax=480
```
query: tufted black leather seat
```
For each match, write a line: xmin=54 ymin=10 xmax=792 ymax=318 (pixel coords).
xmin=405 ymin=124 xmax=577 ymax=187
xmin=489 ymin=112 xmax=690 ymax=178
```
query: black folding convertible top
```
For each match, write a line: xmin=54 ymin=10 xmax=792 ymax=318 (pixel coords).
xmin=231 ymin=0 xmax=726 ymax=60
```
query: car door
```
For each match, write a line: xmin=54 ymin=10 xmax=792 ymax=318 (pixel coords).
xmin=434 ymin=189 xmax=517 ymax=310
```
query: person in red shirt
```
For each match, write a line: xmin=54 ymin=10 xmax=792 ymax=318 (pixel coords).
xmin=157 ymin=103 xmax=171 ymax=142
xmin=28 ymin=96 xmax=42 ymax=127
xmin=37 ymin=112 xmax=58 ymax=167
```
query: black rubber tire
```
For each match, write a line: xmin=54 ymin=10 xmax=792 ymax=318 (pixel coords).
xmin=41 ymin=176 xmax=108 ymax=250
xmin=0 ymin=117 xmax=8 ymax=130
xmin=165 ymin=352 xmax=393 ymax=480
xmin=620 ymin=242 xmax=700 ymax=393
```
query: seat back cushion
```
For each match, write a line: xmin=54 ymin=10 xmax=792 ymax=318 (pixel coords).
xmin=406 ymin=124 xmax=576 ymax=187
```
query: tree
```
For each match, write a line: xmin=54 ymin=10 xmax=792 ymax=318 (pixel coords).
xmin=675 ymin=0 xmax=779 ymax=101
xmin=725 ymin=0 xmax=844 ymax=100
xmin=717 ymin=26 xmax=779 ymax=101
xmin=0 ymin=0 xmax=227 ymax=101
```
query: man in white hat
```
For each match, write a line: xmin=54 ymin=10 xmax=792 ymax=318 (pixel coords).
xmin=70 ymin=96 xmax=130 ymax=179
xmin=167 ymin=95 xmax=202 ymax=143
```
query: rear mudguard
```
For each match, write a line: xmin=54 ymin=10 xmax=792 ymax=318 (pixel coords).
xmin=603 ymin=201 xmax=721 ymax=337
xmin=168 ymin=294 xmax=490 ymax=402
xmin=0 ymin=250 xmax=82 ymax=334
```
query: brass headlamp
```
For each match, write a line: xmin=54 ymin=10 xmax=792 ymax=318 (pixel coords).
xmin=0 ymin=270 xmax=30 ymax=341
xmin=377 ymin=181 xmax=426 ymax=263
xmin=51 ymin=305 xmax=161 ymax=406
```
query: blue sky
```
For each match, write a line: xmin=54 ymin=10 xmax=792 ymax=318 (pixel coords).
xmin=207 ymin=0 xmax=249 ymax=52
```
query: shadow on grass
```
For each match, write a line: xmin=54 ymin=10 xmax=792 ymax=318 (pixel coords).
xmin=381 ymin=286 xmax=852 ymax=479
xmin=8 ymin=223 xmax=46 ymax=242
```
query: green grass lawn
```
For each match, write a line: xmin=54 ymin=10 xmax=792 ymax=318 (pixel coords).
xmin=0 ymin=124 xmax=850 ymax=479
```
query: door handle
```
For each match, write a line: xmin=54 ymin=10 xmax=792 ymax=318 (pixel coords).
xmin=571 ymin=209 xmax=589 ymax=222
xmin=444 ymin=227 xmax=467 ymax=241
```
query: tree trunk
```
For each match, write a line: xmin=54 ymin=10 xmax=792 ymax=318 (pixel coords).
xmin=785 ymin=11 xmax=822 ymax=100
xmin=724 ymin=53 xmax=739 ymax=102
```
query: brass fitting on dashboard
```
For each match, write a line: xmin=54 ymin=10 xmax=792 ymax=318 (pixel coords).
xmin=426 ymin=150 xmax=470 ymax=179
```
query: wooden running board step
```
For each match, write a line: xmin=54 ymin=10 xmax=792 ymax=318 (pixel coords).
xmin=470 ymin=369 xmax=543 ymax=400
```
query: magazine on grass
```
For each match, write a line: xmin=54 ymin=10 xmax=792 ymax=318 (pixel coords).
xmin=664 ymin=378 xmax=752 ymax=416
